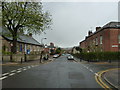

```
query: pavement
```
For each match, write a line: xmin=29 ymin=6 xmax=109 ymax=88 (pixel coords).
xmin=102 ymin=68 xmax=120 ymax=89
xmin=0 ymin=56 xmax=54 ymax=66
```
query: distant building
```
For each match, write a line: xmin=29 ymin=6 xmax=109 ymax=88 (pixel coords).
xmin=44 ymin=42 xmax=56 ymax=55
xmin=1 ymin=26 xmax=43 ymax=54
xmin=80 ymin=22 xmax=120 ymax=52
xmin=72 ymin=46 xmax=80 ymax=54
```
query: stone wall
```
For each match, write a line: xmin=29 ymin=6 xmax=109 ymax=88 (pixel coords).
xmin=2 ymin=54 xmax=40 ymax=62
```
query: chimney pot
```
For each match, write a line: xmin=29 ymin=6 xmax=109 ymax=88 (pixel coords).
xmin=88 ymin=31 xmax=92 ymax=36
xmin=96 ymin=27 xmax=101 ymax=31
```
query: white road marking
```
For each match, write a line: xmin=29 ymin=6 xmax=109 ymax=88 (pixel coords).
xmin=90 ymin=69 xmax=93 ymax=72
xmin=95 ymin=73 xmax=99 ymax=76
xmin=0 ymin=76 xmax=8 ymax=80
xmin=27 ymin=66 xmax=31 ymax=69
xmin=9 ymin=73 xmax=15 ymax=76
xmin=16 ymin=71 xmax=21 ymax=73
xmin=17 ymin=68 xmax=22 ymax=70
xmin=23 ymin=67 xmax=27 ymax=69
xmin=11 ymin=70 xmax=16 ymax=72
xmin=23 ymin=69 xmax=27 ymax=71
xmin=2 ymin=73 xmax=9 ymax=76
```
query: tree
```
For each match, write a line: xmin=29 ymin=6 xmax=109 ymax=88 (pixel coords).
xmin=75 ymin=47 xmax=82 ymax=53
xmin=55 ymin=48 xmax=61 ymax=54
xmin=2 ymin=2 xmax=52 ymax=53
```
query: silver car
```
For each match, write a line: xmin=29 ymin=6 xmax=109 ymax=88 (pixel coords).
xmin=67 ymin=55 xmax=74 ymax=60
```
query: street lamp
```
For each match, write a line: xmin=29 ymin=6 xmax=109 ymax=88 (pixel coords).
xmin=22 ymin=39 xmax=27 ymax=62
xmin=41 ymin=38 xmax=47 ymax=47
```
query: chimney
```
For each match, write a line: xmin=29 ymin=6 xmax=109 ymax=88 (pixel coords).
xmin=29 ymin=33 xmax=32 ymax=37
xmin=88 ymin=31 xmax=92 ymax=36
xmin=96 ymin=27 xmax=101 ymax=31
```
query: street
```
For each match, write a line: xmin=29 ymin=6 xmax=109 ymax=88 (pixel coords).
xmin=1 ymin=55 xmax=118 ymax=89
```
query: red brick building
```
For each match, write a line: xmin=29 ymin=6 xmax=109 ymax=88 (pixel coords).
xmin=80 ymin=22 xmax=120 ymax=52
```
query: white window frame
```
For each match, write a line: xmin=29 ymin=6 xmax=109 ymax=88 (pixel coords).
xmin=100 ymin=35 xmax=103 ymax=44
xmin=95 ymin=37 xmax=98 ymax=45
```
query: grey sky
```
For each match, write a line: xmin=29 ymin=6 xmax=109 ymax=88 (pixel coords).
xmin=33 ymin=2 xmax=118 ymax=48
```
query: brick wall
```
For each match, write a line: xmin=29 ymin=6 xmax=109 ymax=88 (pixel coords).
xmin=80 ymin=28 xmax=120 ymax=52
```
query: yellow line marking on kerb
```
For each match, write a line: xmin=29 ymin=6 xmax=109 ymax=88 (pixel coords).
xmin=95 ymin=68 xmax=120 ymax=90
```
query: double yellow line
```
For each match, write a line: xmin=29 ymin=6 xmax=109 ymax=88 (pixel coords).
xmin=95 ymin=68 xmax=120 ymax=90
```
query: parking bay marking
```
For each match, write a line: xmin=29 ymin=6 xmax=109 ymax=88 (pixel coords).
xmin=2 ymin=73 xmax=9 ymax=76
xmin=0 ymin=76 xmax=8 ymax=80
xmin=1 ymin=65 xmax=39 ymax=80
xmin=9 ymin=73 xmax=15 ymax=76
xmin=11 ymin=70 xmax=16 ymax=72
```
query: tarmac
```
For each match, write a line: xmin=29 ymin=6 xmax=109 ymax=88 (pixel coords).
xmin=1 ymin=58 xmax=120 ymax=89
xmin=75 ymin=58 xmax=120 ymax=89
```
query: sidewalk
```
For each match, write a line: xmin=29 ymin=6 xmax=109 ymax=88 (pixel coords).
xmin=1 ymin=57 xmax=54 ymax=66
xmin=103 ymin=69 xmax=120 ymax=89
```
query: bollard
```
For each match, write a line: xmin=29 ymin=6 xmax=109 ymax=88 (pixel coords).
xmin=10 ymin=54 xmax=13 ymax=62
xmin=2 ymin=56 xmax=3 ymax=62
xmin=21 ymin=57 xmax=23 ymax=64
xmin=24 ymin=54 xmax=27 ymax=62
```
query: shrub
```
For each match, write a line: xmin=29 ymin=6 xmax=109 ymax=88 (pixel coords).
xmin=73 ymin=52 xmax=119 ymax=62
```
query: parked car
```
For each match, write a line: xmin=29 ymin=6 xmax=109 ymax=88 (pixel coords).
xmin=67 ymin=55 xmax=74 ymax=60
xmin=53 ymin=54 xmax=59 ymax=58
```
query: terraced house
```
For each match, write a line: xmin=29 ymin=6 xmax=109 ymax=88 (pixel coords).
xmin=80 ymin=22 xmax=120 ymax=52
xmin=1 ymin=26 xmax=42 ymax=55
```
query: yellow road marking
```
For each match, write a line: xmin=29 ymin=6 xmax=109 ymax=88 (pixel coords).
xmin=95 ymin=68 xmax=120 ymax=90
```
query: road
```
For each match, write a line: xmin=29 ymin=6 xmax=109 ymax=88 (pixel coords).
xmin=1 ymin=55 xmax=118 ymax=88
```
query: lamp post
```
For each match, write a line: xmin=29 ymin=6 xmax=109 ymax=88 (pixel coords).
xmin=41 ymin=38 xmax=47 ymax=47
xmin=22 ymin=39 xmax=27 ymax=62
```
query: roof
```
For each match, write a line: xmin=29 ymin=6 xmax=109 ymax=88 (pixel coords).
xmin=102 ymin=22 xmax=120 ymax=29
xmin=1 ymin=26 xmax=41 ymax=46
xmin=87 ymin=22 xmax=120 ymax=38
xmin=79 ymin=22 xmax=120 ymax=43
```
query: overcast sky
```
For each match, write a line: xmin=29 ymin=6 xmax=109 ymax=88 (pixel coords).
xmin=33 ymin=1 xmax=118 ymax=48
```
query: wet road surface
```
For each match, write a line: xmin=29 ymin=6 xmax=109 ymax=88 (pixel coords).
xmin=2 ymin=56 xmax=118 ymax=88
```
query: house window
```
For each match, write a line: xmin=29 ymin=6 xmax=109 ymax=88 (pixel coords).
xmin=20 ymin=44 xmax=22 ymax=52
xmin=95 ymin=37 xmax=98 ymax=45
xmin=100 ymin=35 xmax=103 ymax=44
xmin=2 ymin=45 xmax=6 ymax=52
xmin=119 ymin=34 xmax=120 ymax=44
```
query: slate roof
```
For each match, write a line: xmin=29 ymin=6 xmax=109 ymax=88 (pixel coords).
xmin=0 ymin=26 xmax=41 ymax=46
xmin=87 ymin=22 xmax=120 ymax=38
xmin=102 ymin=22 xmax=120 ymax=29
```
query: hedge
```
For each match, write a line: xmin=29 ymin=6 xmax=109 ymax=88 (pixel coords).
xmin=73 ymin=52 xmax=120 ymax=62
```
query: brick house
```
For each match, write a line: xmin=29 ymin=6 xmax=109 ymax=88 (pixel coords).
xmin=1 ymin=26 xmax=43 ymax=54
xmin=80 ymin=22 xmax=120 ymax=52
